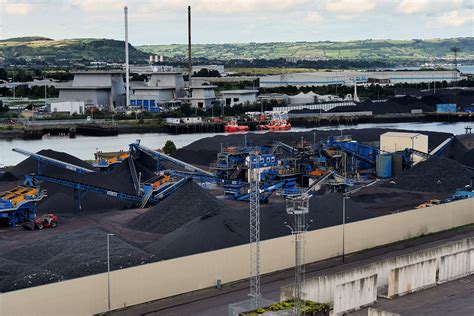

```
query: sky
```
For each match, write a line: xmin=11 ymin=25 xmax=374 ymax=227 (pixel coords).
xmin=0 ymin=0 xmax=473 ymax=45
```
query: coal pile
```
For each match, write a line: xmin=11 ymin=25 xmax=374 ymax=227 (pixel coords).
xmin=146 ymin=192 xmax=373 ymax=260
xmin=0 ymin=227 xmax=155 ymax=291
xmin=0 ymin=258 xmax=63 ymax=292
xmin=145 ymin=207 xmax=248 ymax=259
xmin=383 ymin=156 xmax=474 ymax=193
xmin=129 ymin=180 xmax=226 ymax=234
xmin=36 ymin=182 xmax=135 ymax=213
xmin=459 ymin=149 xmax=474 ymax=167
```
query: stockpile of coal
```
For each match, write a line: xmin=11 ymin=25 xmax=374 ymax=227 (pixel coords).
xmin=172 ymin=128 xmax=452 ymax=167
xmin=129 ymin=181 xmax=226 ymax=234
xmin=0 ymin=227 xmax=155 ymax=292
xmin=0 ymin=149 xmax=156 ymax=213
xmin=383 ymin=156 xmax=474 ymax=193
xmin=459 ymin=149 xmax=474 ymax=167
xmin=0 ymin=258 xmax=63 ymax=292
xmin=145 ymin=207 xmax=247 ymax=259
xmin=146 ymin=192 xmax=372 ymax=260
xmin=6 ymin=149 xmax=93 ymax=179
xmin=326 ymin=96 xmax=435 ymax=114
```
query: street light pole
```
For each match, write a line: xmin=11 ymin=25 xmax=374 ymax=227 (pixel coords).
xmin=342 ymin=195 xmax=350 ymax=263
xmin=107 ymin=233 xmax=115 ymax=312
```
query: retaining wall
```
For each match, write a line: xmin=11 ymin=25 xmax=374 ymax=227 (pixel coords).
xmin=439 ymin=249 xmax=474 ymax=283
xmin=387 ymin=259 xmax=437 ymax=297
xmin=333 ymin=274 xmax=378 ymax=315
xmin=0 ymin=198 xmax=473 ymax=315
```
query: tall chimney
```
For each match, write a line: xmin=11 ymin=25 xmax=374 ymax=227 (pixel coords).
xmin=188 ymin=5 xmax=192 ymax=85
xmin=124 ymin=6 xmax=130 ymax=108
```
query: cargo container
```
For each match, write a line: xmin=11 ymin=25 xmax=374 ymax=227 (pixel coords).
xmin=436 ymin=104 xmax=456 ymax=113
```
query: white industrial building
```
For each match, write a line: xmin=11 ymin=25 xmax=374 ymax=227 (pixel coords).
xmin=192 ymin=65 xmax=225 ymax=75
xmin=189 ymin=85 xmax=217 ymax=109
xmin=148 ymin=72 xmax=185 ymax=98
xmin=49 ymin=101 xmax=85 ymax=115
xmin=129 ymin=72 xmax=186 ymax=112
xmin=57 ymin=71 xmax=125 ymax=109
xmin=221 ymin=90 xmax=258 ymax=107
xmin=288 ymin=91 xmax=317 ymax=105
xmin=260 ymin=70 xmax=461 ymax=88
xmin=380 ymin=132 xmax=428 ymax=162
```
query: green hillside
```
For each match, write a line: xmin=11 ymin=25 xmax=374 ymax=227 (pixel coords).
xmin=139 ymin=38 xmax=473 ymax=61
xmin=0 ymin=37 xmax=148 ymax=63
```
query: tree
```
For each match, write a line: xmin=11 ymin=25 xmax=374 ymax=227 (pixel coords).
xmin=162 ymin=140 xmax=177 ymax=154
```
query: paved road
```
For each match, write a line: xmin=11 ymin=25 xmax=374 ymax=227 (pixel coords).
xmin=110 ymin=227 xmax=474 ymax=316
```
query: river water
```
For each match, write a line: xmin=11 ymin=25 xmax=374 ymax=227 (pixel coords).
xmin=0 ymin=122 xmax=472 ymax=166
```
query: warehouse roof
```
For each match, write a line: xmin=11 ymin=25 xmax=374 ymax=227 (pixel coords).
xmin=221 ymin=90 xmax=258 ymax=94
xmin=381 ymin=132 xmax=426 ymax=138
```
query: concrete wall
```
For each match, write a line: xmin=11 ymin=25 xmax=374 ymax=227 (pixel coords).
xmin=1 ymin=198 xmax=473 ymax=315
xmin=438 ymin=249 xmax=474 ymax=283
xmin=333 ymin=274 xmax=377 ymax=315
xmin=387 ymin=259 xmax=437 ymax=297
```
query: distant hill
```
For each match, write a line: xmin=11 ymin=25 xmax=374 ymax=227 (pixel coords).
xmin=139 ymin=38 xmax=474 ymax=61
xmin=0 ymin=36 xmax=53 ymax=43
xmin=0 ymin=37 xmax=148 ymax=64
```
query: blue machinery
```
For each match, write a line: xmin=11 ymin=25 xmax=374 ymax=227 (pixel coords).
xmin=0 ymin=184 xmax=46 ymax=227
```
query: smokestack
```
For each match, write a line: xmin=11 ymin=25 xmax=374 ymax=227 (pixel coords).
xmin=124 ymin=6 xmax=130 ymax=108
xmin=188 ymin=5 xmax=192 ymax=85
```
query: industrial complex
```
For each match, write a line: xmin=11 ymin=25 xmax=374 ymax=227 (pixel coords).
xmin=1 ymin=4 xmax=474 ymax=316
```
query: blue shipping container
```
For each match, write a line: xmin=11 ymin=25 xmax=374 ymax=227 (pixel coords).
xmin=463 ymin=107 xmax=474 ymax=113
xmin=436 ymin=104 xmax=456 ymax=113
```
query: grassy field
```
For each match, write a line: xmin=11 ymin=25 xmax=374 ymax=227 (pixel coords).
xmin=140 ymin=38 xmax=473 ymax=61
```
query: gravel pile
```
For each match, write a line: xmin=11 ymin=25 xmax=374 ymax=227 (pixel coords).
xmin=129 ymin=181 xmax=225 ymax=234
xmin=0 ymin=227 xmax=155 ymax=288
xmin=383 ymin=156 xmax=474 ymax=193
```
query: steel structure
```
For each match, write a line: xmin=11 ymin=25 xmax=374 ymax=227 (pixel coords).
xmin=248 ymin=153 xmax=261 ymax=309
xmin=130 ymin=140 xmax=213 ymax=176
xmin=285 ymin=193 xmax=311 ymax=316
xmin=12 ymin=148 xmax=95 ymax=174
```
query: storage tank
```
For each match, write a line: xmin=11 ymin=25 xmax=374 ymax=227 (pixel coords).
xmin=392 ymin=152 xmax=403 ymax=176
xmin=376 ymin=153 xmax=392 ymax=178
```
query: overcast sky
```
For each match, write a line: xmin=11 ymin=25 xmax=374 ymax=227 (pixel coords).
xmin=0 ymin=0 xmax=473 ymax=45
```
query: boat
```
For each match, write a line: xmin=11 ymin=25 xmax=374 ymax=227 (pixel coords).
xmin=224 ymin=121 xmax=249 ymax=132
xmin=266 ymin=111 xmax=291 ymax=131
xmin=267 ymin=120 xmax=291 ymax=131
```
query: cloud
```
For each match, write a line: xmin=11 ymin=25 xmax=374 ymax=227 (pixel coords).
xmin=4 ymin=3 xmax=33 ymax=15
xmin=71 ymin=0 xmax=128 ymax=12
xmin=434 ymin=9 xmax=474 ymax=27
xmin=397 ymin=0 xmax=464 ymax=14
xmin=304 ymin=12 xmax=323 ymax=24
xmin=324 ymin=0 xmax=377 ymax=14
